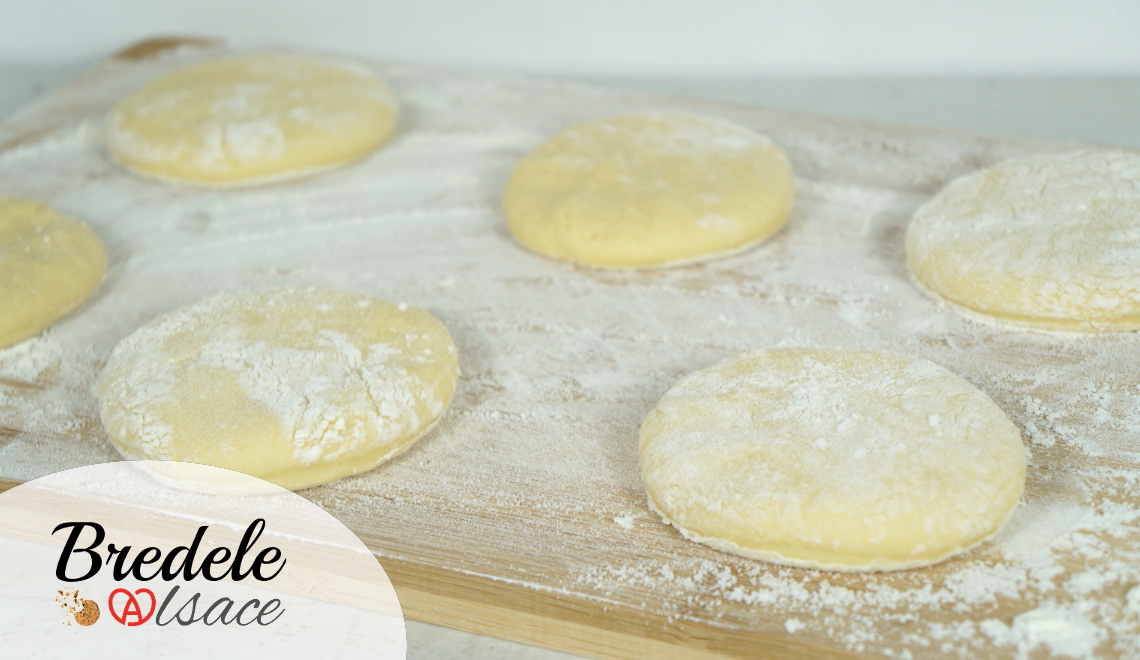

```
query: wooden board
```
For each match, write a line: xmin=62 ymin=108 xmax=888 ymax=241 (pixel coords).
xmin=2 ymin=38 xmax=1139 ymax=659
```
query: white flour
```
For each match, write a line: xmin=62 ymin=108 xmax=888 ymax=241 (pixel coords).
xmin=906 ymin=150 xmax=1140 ymax=331
xmin=557 ymin=110 xmax=774 ymax=157
xmin=639 ymin=349 xmax=1026 ymax=571
xmin=104 ymin=52 xmax=398 ymax=183
xmin=95 ymin=288 xmax=451 ymax=468
xmin=1 ymin=46 xmax=1138 ymax=658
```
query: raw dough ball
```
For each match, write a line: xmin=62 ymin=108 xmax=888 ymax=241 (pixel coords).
xmin=106 ymin=53 xmax=398 ymax=186
xmin=96 ymin=288 xmax=459 ymax=490
xmin=639 ymin=348 xmax=1025 ymax=571
xmin=503 ymin=112 xmax=795 ymax=268
xmin=0 ymin=197 xmax=106 ymax=349
xmin=907 ymin=150 xmax=1140 ymax=332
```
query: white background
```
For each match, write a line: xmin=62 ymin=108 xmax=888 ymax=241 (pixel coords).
xmin=1 ymin=0 xmax=1139 ymax=75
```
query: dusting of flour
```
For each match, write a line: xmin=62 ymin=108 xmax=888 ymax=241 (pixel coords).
xmin=907 ymin=150 xmax=1140 ymax=331
xmin=1 ymin=46 xmax=1139 ymax=658
xmin=94 ymin=287 xmax=453 ymax=470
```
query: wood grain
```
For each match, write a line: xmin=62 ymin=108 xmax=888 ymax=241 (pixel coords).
xmin=2 ymin=38 xmax=1139 ymax=659
xmin=112 ymin=36 xmax=219 ymax=61
xmin=0 ymin=472 xmax=853 ymax=658
xmin=383 ymin=556 xmax=885 ymax=660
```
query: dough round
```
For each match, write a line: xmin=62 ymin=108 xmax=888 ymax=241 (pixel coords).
xmin=639 ymin=348 xmax=1025 ymax=571
xmin=96 ymin=288 xmax=459 ymax=490
xmin=907 ymin=150 xmax=1140 ymax=332
xmin=106 ymin=53 xmax=398 ymax=186
xmin=503 ymin=112 xmax=795 ymax=268
xmin=0 ymin=197 xmax=106 ymax=349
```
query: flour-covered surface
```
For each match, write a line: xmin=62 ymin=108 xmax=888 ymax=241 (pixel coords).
xmin=94 ymin=287 xmax=458 ymax=491
xmin=907 ymin=150 xmax=1140 ymax=332
xmin=106 ymin=52 xmax=399 ymax=185
xmin=502 ymin=111 xmax=794 ymax=268
xmin=639 ymin=348 xmax=1026 ymax=572
xmin=1 ymin=42 xmax=1139 ymax=659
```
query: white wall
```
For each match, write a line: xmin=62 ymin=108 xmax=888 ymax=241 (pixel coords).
xmin=2 ymin=0 xmax=1138 ymax=75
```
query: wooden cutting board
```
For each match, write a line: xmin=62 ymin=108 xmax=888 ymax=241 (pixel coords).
xmin=2 ymin=38 xmax=1139 ymax=659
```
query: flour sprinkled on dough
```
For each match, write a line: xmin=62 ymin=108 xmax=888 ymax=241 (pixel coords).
xmin=106 ymin=53 xmax=399 ymax=186
xmin=503 ymin=112 xmax=795 ymax=268
xmin=96 ymin=287 xmax=459 ymax=490
xmin=640 ymin=348 xmax=1026 ymax=571
xmin=0 ymin=197 xmax=106 ymax=349
xmin=907 ymin=150 xmax=1140 ymax=331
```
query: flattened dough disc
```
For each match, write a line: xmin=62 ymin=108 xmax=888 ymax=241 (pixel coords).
xmin=106 ymin=52 xmax=398 ymax=186
xmin=97 ymin=288 xmax=459 ymax=490
xmin=503 ymin=112 xmax=794 ymax=268
xmin=640 ymin=348 xmax=1026 ymax=571
xmin=0 ymin=197 xmax=106 ymax=349
xmin=907 ymin=150 xmax=1140 ymax=332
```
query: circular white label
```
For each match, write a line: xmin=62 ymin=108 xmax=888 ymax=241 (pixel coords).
xmin=0 ymin=461 xmax=405 ymax=659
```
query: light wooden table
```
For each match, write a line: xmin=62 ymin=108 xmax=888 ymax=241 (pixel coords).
xmin=2 ymin=60 xmax=1138 ymax=659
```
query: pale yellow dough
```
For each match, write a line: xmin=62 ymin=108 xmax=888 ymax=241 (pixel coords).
xmin=106 ymin=53 xmax=398 ymax=186
xmin=907 ymin=150 xmax=1140 ymax=331
xmin=96 ymin=288 xmax=459 ymax=490
xmin=0 ymin=197 xmax=106 ymax=349
xmin=640 ymin=348 xmax=1025 ymax=571
xmin=503 ymin=112 xmax=795 ymax=268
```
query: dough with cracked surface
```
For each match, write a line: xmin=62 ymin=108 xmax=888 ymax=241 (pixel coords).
xmin=0 ymin=197 xmax=106 ymax=349
xmin=97 ymin=288 xmax=458 ymax=490
xmin=106 ymin=52 xmax=398 ymax=186
xmin=907 ymin=150 xmax=1140 ymax=331
xmin=639 ymin=348 xmax=1025 ymax=571
xmin=503 ymin=112 xmax=794 ymax=268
